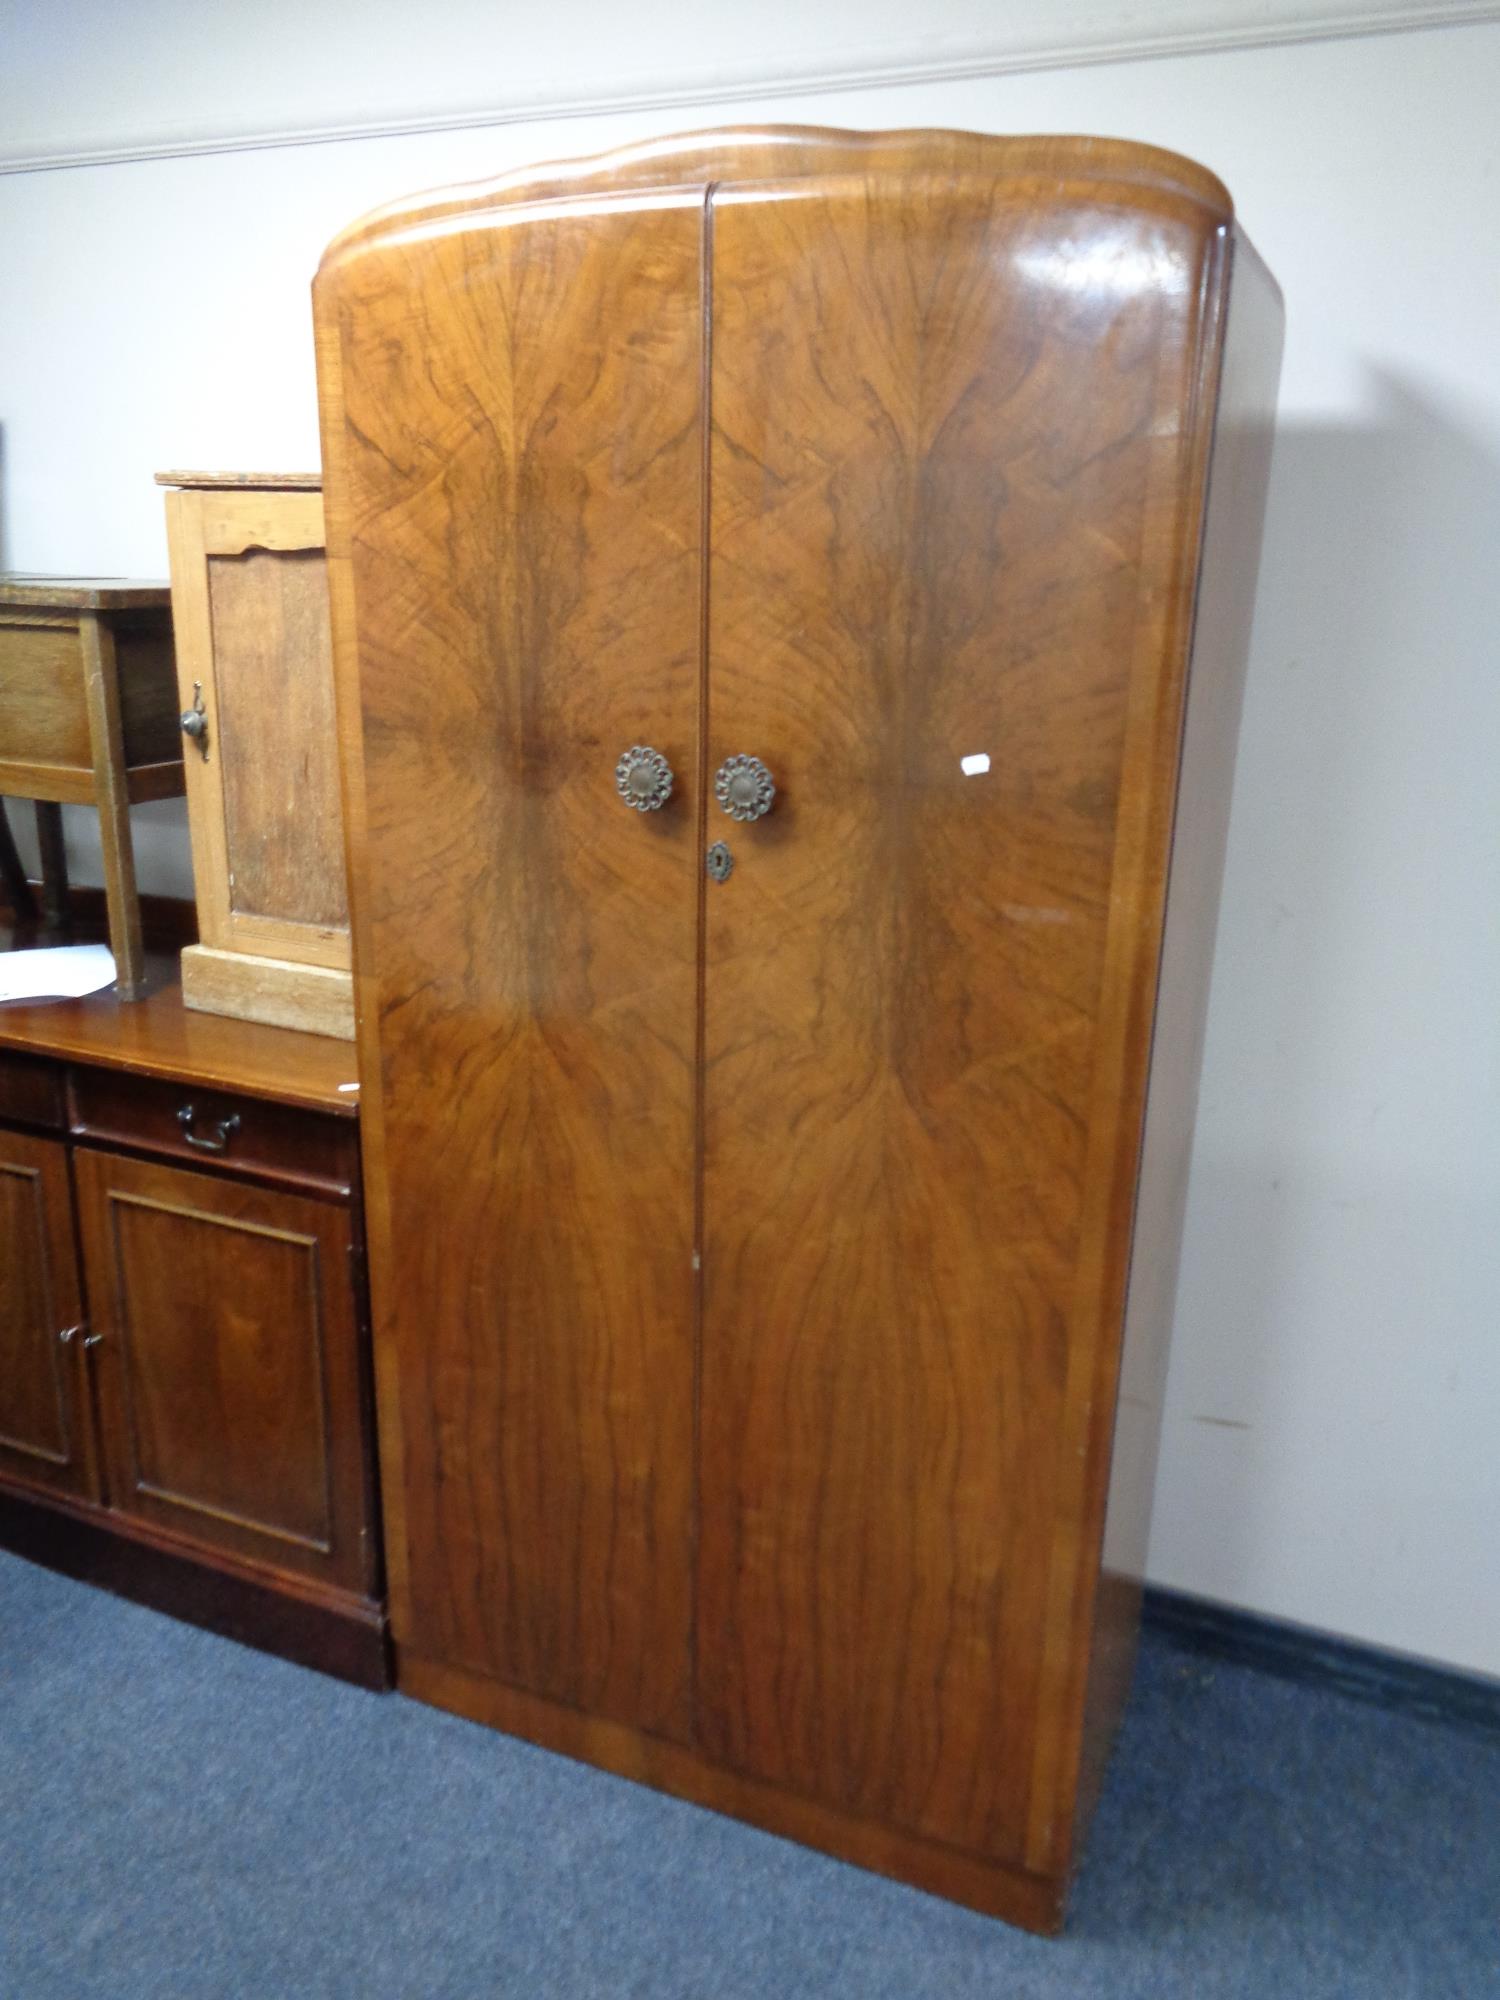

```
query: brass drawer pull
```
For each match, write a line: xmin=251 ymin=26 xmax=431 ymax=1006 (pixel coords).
xmin=177 ymin=1103 xmax=241 ymax=1154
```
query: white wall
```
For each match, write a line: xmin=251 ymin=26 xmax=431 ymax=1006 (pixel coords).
xmin=2 ymin=9 xmax=1497 ymax=1676
xmin=4 ymin=0 xmax=1488 ymax=168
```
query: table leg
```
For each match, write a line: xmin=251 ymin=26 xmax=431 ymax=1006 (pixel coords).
xmin=79 ymin=612 xmax=146 ymax=999
xmin=33 ymin=802 xmax=69 ymax=928
xmin=0 ymin=799 xmax=37 ymax=920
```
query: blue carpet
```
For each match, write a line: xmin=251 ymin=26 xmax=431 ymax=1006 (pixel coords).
xmin=1 ymin=1551 xmax=1495 ymax=1998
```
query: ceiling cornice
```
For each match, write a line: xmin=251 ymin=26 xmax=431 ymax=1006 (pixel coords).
xmin=2 ymin=1 xmax=1494 ymax=175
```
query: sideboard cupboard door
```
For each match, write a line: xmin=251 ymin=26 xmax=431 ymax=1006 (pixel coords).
xmin=322 ymin=190 xmax=705 ymax=1736
xmin=74 ymin=1148 xmax=373 ymax=1594
xmin=697 ymin=173 xmax=1229 ymax=1866
xmin=0 ymin=1127 xmax=94 ymax=1500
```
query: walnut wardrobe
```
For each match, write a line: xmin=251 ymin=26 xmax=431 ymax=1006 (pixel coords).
xmin=314 ymin=128 xmax=1282 ymax=1930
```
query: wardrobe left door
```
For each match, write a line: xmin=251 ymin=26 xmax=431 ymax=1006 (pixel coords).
xmin=0 ymin=1126 xmax=96 ymax=1501
xmin=321 ymin=188 xmax=707 ymax=1737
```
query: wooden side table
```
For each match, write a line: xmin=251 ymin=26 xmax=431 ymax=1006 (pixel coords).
xmin=0 ymin=578 xmax=184 ymax=997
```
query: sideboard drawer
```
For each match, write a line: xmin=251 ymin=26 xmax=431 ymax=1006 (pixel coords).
xmin=0 ymin=1050 xmax=66 ymax=1130
xmin=69 ymin=1068 xmax=357 ymax=1196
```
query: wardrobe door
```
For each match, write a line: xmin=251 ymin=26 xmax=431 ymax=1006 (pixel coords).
xmin=697 ymin=174 xmax=1223 ymax=1859
xmin=323 ymin=191 xmax=705 ymax=1735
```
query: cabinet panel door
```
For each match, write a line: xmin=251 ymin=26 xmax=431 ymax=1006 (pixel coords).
xmin=163 ymin=487 xmax=348 ymax=966
xmin=76 ymin=1148 xmax=372 ymax=1592
xmin=321 ymin=190 xmax=705 ymax=1736
xmin=0 ymin=1127 xmax=93 ymax=1499
xmin=698 ymin=175 xmax=1220 ymax=1860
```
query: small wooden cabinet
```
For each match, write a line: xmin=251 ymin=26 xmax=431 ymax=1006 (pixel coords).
xmin=0 ymin=985 xmax=384 ymax=1685
xmin=159 ymin=473 xmax=353 ymax=1039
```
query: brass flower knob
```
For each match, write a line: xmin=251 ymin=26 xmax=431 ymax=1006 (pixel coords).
xmin=714 ymin=754 xmax=775 ymax=822
xmin=615 ymin=744 xmax=674 ymax=812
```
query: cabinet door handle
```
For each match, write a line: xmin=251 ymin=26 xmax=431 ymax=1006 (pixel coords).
xmin=180 ymin=680 xmax=210 ymax=760
xmin=615 ymin=744 xmax=675 ymax=812
xmin=714 ymin=754 xmax=776 ymax=822
xmin=177 ymin=1103 xmax=241 ymax=1153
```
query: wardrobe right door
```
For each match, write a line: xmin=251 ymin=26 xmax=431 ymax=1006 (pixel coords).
xmin=695 ymin=170 xmax=1223 ymax=1864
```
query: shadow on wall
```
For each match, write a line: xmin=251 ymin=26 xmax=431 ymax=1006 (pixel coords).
xmin=1153 ymin=369 xmax=1500 ymax=1637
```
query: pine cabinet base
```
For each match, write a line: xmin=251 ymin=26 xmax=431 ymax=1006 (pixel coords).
xmin=399 ymin=1650 xmax=1068 ymax=1931
xmin=181 ymin=941 xmax=355 ymax=1041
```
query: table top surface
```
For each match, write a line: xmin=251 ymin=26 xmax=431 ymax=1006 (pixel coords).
xmin=0 ymin=953 xmax=361 ymax=1115
xmin=0 ymin=575 xmax=172 ymax=610
xmin=154 ymin=470 xmax=322 ymax=491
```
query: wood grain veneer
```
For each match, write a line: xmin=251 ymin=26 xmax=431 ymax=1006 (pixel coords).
xmin=0 ymin=968 xmax=360 ymax=1115
xmin=323 ymin=189 xmax=704 ymax=1735
xmin=314 ymin=125 xmax=1282 ymax=1929
xmin=76 ymin=1147 xmax=373 ymax=1590
xmin=696 ymin=165 xmax=1222 ymax=1866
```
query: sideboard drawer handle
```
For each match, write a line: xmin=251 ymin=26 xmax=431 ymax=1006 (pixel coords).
xmin=177 ymin=1104 xmax=241 ymax=1154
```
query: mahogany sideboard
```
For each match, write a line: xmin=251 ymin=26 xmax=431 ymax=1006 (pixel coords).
xmin=0 ymin=971 xmax=387 ymax=1687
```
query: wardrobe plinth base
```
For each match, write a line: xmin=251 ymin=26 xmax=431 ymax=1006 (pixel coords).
xmin=397 ymin=1648 xmax=1069 ymax=1933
